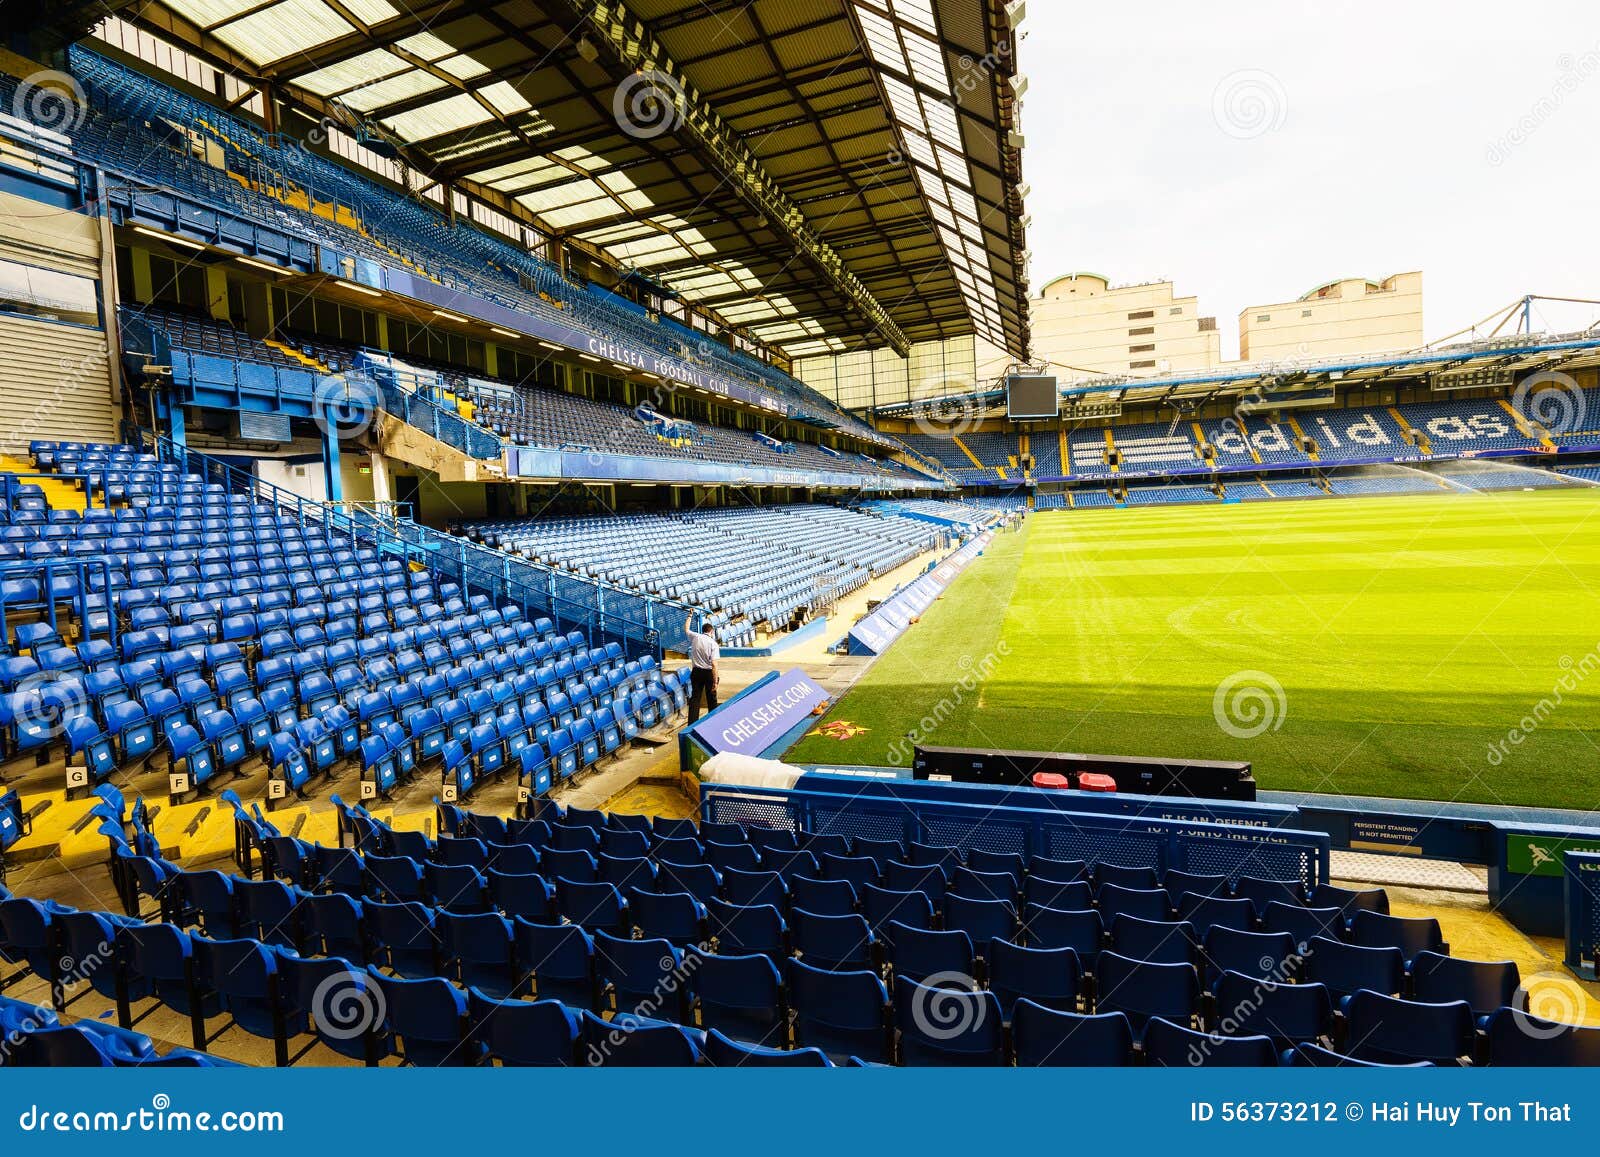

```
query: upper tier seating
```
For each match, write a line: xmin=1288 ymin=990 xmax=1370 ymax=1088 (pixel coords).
xmin=468 ymin=505 xmax=943 ymax=639
xmin=8 ymin=47 xmax=895 ymax=454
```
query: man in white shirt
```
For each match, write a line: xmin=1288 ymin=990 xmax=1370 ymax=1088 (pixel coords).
xmin=684 ymin=614 xmax=720 ymax=723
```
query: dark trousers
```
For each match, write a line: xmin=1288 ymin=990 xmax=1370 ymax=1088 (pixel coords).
xmin=688 ymin=667 xmax=718 ymax=723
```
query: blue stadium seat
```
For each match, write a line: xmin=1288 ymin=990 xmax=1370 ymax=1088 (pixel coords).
xmin=787 ymin=958 xmax=891 ymax=1064
xmin=1144 ymin=1015 xmax=1276 ymax=1067
xmin=894 ymin=976 xmax=1005 ymax=1065
xmin=1012 ymin=1000 xmax=1135 ymax=1067
xmin=1341 ymin=990 xmax=1475 ymax=1066
xmin=703 ymin=1028 xmax=831 ymax=1067
xmin=467 ymin=990 xmax=578 ymax=1066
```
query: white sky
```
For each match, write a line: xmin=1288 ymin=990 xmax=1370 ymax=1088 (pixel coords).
xmin=1016 ymin=0 xmax=1600 ymax=361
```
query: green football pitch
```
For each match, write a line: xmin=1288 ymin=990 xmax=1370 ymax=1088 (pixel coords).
xmin=787 ymin=490 xmax=1600 ymax=810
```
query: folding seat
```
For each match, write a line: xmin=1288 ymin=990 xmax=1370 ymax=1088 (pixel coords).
xmin=1310 ymin=882 xmax=1388 ymax=919
xmin=1261 ymin=901 xmax=1346 ymax=950
xmin=1162 ymin=869 xmax=1230 ymax=906
xmin=1095 ymin=861 xmax=1161 ymax=891
xmin=367 ymin=969 xmax=471 ymax=1067
xmin=65 ymin=716 xmax=117 ymax=784
xmin=365 ymin=900 xmax=440 ymax=979
xmin=1485 ymin=1007 xmax=1600 ymax=1066
xmin=365 ymin=854 xmax=425 ymax=905
xmin=1409 ymin=951 xmax=1521 ymax=1027
xmin=542 ymin=847 xmax=599 ymax=884
xmin=894 ymin=976 xmax=1005 ymax=1066
xmin=570 ymin=716 xmax=600 ymax=768
xmin=885 ymin=922 xmax=974 ymax=987
xmin=578 ymin=1009 xmax=704 ymax=1067
xmin=426 ymin=862 xmax=488 ymax=913
xmin=943 ymin=894 xmax=1019 ymax=961
xmin=1214 ymin=968 xmax=1335 ymax=1050
xmin=1177 ymin=893 xmax=1256 ymax=938
xmin=789 ymin=874 xmax=857 ymax=917
xmin=514 ymin=917 xmax=597 ymax=1008
xmin=792 ymin=908 xmax=875 ymax=972
xmin=467 ymin=989 xmax=579 ymax=1066
xmin=882 ymin=861 xmax=949 ymax=909
xmin=556 ymin=879 xmax=629 ymax=935
xmin=190 ymin=936 xmax=298 ymax=1067
xmin=175 ymin=869 xmax=238 ymax=938
xmin=950 ymin=865 xmax=1021 ymax=907
xmin=1234 ymin=875 xmax=1306 ymax=917
xmin=439 ymin=910 xmax=517 ymax=1000
xmin=1023 ymin=875 xmax=1094 ymax=913
xmin=233 ymin=877 xmax=300 ymax=948
xmin=788 ymin=958 xmax=892 ymax=1064
xmin=799 ymin=831 xmax=850 ymax=860
xmin=106 ymin=698 xmax=158 ymax=763
xmin=743 ymin=825 xmax=798 ymax=855
xmin=112 ymin=921 xmax=217 ymax=1048
xmin=1202 ymin=926 xmax=1298 ymax=983
xmin=704 ymin=1028 xmax=829 ymax=1067
xmin=276 ymin=953 xmax=391 ymax=1065
xmin=1342 ymin=989 xmax=1476 ymax=1066
xmin=594 ymin=930 xmax=695 ymax=1023
xmin=1349 ymin=909 xmax=1447 ymax=963
xmin=655 ymin=861 xmax=721 ymax=907
xmin=1108 ymin=914 xmax=1196 ymax=966
xmin=708 ymin=898 xmax=788 ymax=957
xmin=693 ymin=951 xmax=786 ymax=1046
xmin=702 ymin=838 xmax=760 ymax=873
xmin=437 ymin=698 xmax=471 ymax=747
xmin=1015 ymin=899 xmax=1102 ymax=959
xmin=546 ymin=726 xmax=578 ymax=780
xmin=1097 ymin=884 xmax=1170 ymax=926
xmin=199 ymin=708 xmax=248 ymax=775
xmin=653 ymin=816 xmax=698 ymax=841
xmin=1144 ymin=1015 xmax=1277 ymax=1067
xmin=628 ymin=887 xmax=707 ymax=947
xmin=1094 ymin=951 xmax=1202 ymax=1035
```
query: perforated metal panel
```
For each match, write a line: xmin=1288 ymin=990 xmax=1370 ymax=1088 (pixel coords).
xmin=925 ymin=815 xmax=1029 ymax=857
xmin=1173 ymin=833 xmax=1315 ymax=889
xmin=808 ymin=798 xmax=909 ymax=844
xmin=703 ymin=791 xmax=798 ymax=833
xmin=1043 ymin=828 xmax=1163 ymax=870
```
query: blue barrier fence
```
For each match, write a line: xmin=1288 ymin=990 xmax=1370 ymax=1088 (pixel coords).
xmin=791 ymin=771 xmax=1301 ymax=830
xmin=700 ymin=782 xmax=1331 ymax=890
xmin=1563 ymin=851 xmax=1600 ymax=979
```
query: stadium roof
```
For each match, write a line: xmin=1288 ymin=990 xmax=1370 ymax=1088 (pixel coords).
xmin=120 ymin=0 xmax=1030 ymax=362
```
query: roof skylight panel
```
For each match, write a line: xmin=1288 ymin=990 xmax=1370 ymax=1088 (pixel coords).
xmin=856 ymin=6 xmax=908 ymax=73
xmin=341 ymin=70 xmax=447 ymax=113
xmin=380 ymin=92 xmax=494 ymax=140
xmin=296 ymin=49 xmax=404 ymax=96
xmin=160 ymin=0 xmax=258 ymax=29
xmin=890 ymin=0 xmax=938 ymax=36
xmin=212 ymin=0 xmax=355 ymax=65
xmin=922 ymin=95 xmax=962 ymax=149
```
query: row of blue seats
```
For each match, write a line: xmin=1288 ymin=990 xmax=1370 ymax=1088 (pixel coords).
xmin=7 ymin=884 xmax=1588 ymax=1068
xmin=0 ymin=995 xmax=237 ymax=1067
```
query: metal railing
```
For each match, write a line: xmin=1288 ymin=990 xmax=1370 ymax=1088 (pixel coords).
xmin=0 ymin=556 xmax=120 ymax=651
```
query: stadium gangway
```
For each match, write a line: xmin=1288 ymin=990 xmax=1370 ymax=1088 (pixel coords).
xmin=0 ymin=556 xmax=121 ymax=655
xmin=700 ymin=782 xmax=1332 ymax=891
xmin=129 ymin=429 xmax=666 ymax=660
